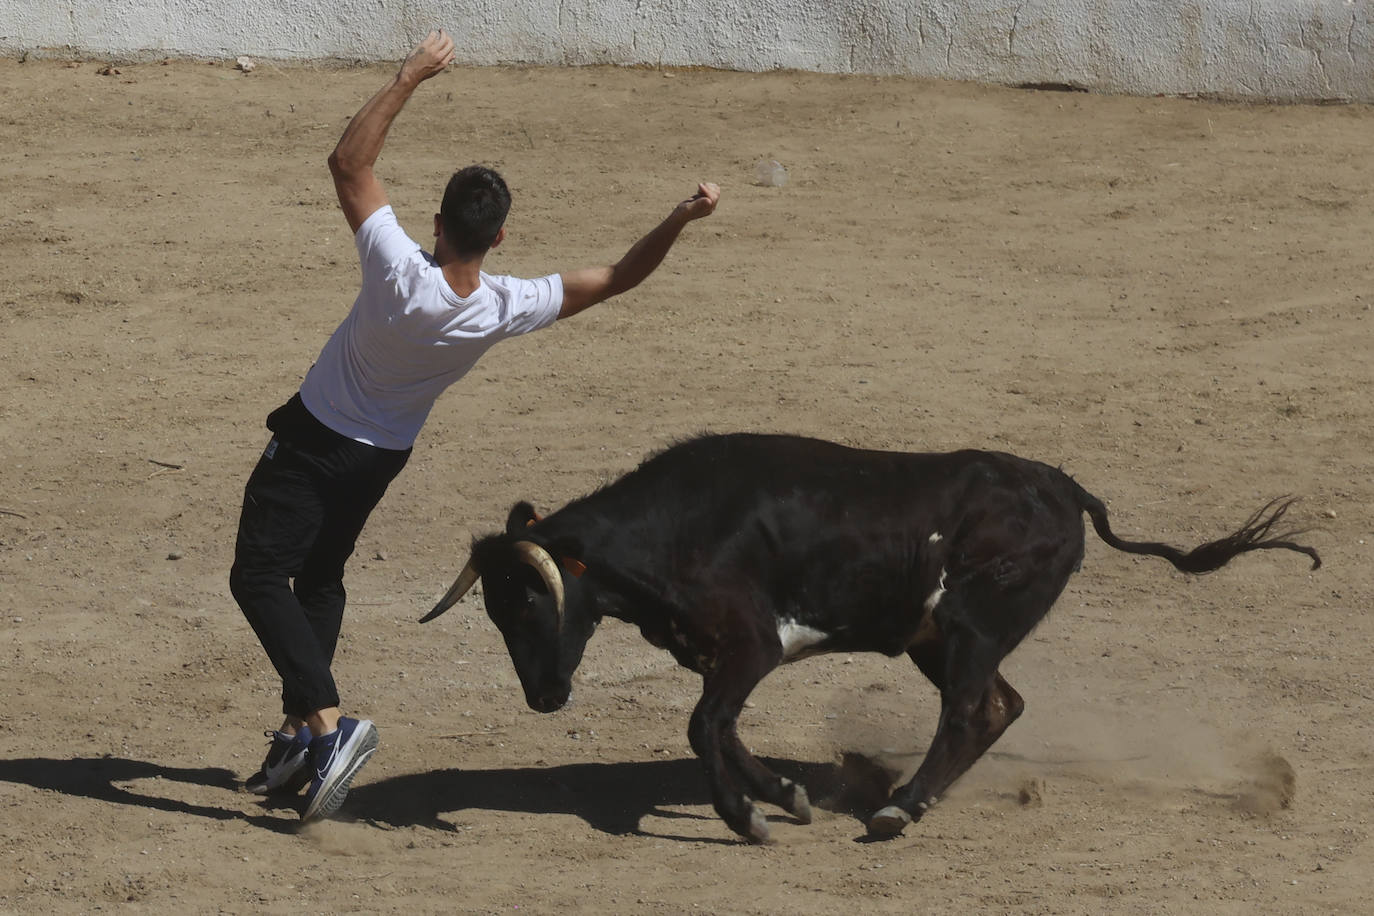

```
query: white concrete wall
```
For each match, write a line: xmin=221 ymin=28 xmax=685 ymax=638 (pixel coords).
xmin=3 ymin=0 xmax=1371 ymax=102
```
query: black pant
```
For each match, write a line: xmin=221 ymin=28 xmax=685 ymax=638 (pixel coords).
xmin=229 ymin=395 xmax=410 ymax=718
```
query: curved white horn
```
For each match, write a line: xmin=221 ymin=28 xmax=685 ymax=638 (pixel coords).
xmin=513 ymin=540 xmax=565 ymax=625
xmin=420 ymin=556 xmax=480 ymax=622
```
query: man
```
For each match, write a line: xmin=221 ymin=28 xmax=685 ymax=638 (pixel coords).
xmin=229 ymin=29 xmax=720 ymax=823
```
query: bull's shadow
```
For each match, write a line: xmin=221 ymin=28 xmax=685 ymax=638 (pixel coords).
xmin=0 ymin=755 xmax=295 ymax=832
xmin=0 ymin=753 xmax=897 ymax=842
xmin=346 ymin=753 xmax=895 ymax=842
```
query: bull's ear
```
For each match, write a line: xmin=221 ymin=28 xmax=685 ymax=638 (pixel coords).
xmin=505 ymin=501 xmax=541 ymax=534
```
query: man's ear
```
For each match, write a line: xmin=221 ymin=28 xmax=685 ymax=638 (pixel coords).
xmin=490 ymin=225 xmax=506 ymax=250
xmin=433 ymin=213 xmax=443 ymax=239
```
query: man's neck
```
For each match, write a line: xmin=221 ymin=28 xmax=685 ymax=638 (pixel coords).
xmin=437 ymin=252 xmax=484 ymax=298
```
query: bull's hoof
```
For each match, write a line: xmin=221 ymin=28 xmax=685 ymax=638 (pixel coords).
xmin=744 ymin=802 xmax=773 ymax=844
xmin=866 ymin=805 xmax=912 ymax=838
xmin=783 ymin=780 xmax=813 ymax=824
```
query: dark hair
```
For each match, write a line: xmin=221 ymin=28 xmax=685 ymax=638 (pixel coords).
xmin=440 ymin=165 xmax=511 ymax=258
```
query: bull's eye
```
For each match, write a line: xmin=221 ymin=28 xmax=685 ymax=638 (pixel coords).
xmin=517 ymin=589 xmax=539 ymax=618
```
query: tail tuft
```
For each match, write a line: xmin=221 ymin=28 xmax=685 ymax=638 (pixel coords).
xmin=1173 ymin=497 xmax=1320 ymax=573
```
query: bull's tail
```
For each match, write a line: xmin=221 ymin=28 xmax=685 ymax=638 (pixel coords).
xmin=1072 ymin=484 xmax=1321 ymax=573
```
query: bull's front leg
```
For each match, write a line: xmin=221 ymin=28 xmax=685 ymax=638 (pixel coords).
xmin=687 ymin=643 xmax=788 ymax=843
xmin=688 ymin=699 xmax=770 ymax=843
xmin=721 ymin=716 xmax=813 ymax=825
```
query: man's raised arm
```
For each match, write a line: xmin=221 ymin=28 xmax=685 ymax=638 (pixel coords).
xmin=328 ymin=29 xmax=456 ymax=233
xmin=558 ymin=182 xmax=721 ymax=319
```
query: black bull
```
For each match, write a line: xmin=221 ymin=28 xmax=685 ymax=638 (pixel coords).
xmin=422 ymin=433 xmax=1320 ymax=843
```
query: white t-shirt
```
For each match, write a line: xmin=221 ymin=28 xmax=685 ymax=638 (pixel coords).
xmin=299 ymin=206 xmax=563 ymax=450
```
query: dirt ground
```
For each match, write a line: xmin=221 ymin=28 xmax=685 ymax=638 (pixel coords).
xmin=1 ymin=55 xmax=1372 ymax=914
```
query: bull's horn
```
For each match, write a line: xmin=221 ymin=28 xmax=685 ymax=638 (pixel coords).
xmin=420 ymin=556 xmax=480 ymax=623
xmin=513 ymin=540 xmax=565 ymax=626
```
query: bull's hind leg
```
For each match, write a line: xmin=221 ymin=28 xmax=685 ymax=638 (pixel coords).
xmin=868 ymin=632 xmax=1025 ymax=837
xmin=871 ymin=526 xmax=1079 ymax=839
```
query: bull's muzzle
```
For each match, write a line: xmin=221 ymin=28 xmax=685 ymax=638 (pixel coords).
xmin=530 ymin=688 xmax=571 ymax=713
xmin=420 ymin=540 xmax=566 ymax=625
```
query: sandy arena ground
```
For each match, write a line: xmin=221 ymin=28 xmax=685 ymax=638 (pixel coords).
xmin=1 ymin=56 xmax=1372 ymax=914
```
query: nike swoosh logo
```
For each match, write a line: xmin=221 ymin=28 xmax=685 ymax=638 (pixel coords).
xmin=315 ymin=745 xmax=338 ymax=780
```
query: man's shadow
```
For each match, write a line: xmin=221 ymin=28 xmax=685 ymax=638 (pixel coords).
xmin=0 ymin=755 xmax=296 ymax=832
xmin=345 ymin=753 xmax=897 ymax=842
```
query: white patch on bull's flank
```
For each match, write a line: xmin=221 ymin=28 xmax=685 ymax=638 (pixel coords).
xmin=777 ymin=619 xmax=829 ymax=661
xmin=928 ymin=531 xmax=943 ymax=544
xmin=924 ymin=567 xmax=948 ymax=613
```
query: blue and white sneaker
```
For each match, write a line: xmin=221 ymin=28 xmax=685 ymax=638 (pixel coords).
xmin=300 ymin=717 xmax=379 ymax=822
xmin=245 ymin=726 xmax=313 ymax=795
